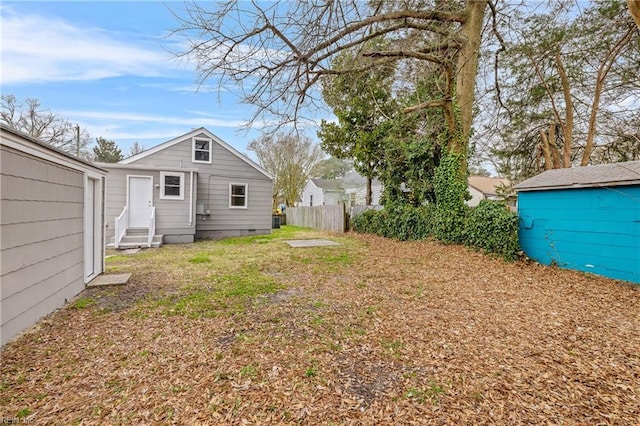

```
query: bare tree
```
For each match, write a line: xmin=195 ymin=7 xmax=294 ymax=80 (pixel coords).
xmin=129 ymin=141 xmax=146 ymax=157
xmin=483 ymin=1 xmax=640 ymax=180
xmin=1 ymin=94 xmax=91 ymax=157
xmin=248 ymin=133 xmax=323 ymax=207
xmin=173 ymin=0 xmax=489 ymax=168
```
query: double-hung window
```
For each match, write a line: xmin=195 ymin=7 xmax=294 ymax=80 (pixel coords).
xmin=160 ymin=172 xmax=184 ymax=200
xmin=193 ymin=137 xmax=212 ymax=163
xmin=229 ymin=183 xmax=248 ymax=208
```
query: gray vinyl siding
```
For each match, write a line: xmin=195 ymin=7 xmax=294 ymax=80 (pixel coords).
xmin=1 ymin=145 xmax=85 ymax=346
xmin=126 ymin=132 xmax=272 ymax=238
xmin=103 ymin=167 xmax=196 ymax=242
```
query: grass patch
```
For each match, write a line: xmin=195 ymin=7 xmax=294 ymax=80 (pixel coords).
xmin=189 ymin=254 xmax=211 ymax=264
xmin=405 ymin=381 xmax=445 ymax=404
xmin=218 ymin=225 xmax=313 ymax=246
xmin=151 ymin=270 xmax=283 ymax=318
xmin=71 ymin=298 xmax=96 ymax=309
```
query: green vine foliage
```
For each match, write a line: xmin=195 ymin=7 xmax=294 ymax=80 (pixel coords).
xmin=464 ymin=200 xmax=520 ymax=261
xmin=432 ymin=151 xmax=469 ymax=244
xmin=352 ymin=200 xmax=520 ymax=261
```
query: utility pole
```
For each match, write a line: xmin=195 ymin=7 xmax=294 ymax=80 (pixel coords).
xmin=75 ymin=124 xmax=80 ymax=156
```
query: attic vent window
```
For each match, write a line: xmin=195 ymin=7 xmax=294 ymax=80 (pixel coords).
xmin=193 ymin=137 xmax=212 ymax=164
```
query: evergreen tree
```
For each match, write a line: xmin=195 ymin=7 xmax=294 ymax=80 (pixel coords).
xmin=93 ymin=137 xmax=123 ymax=163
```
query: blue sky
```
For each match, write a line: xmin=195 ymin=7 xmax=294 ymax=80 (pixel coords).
xmin=1 ymin=1 xmax=323 ymax=158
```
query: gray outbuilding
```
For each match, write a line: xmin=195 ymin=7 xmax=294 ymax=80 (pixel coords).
xmin=1 ymin=124 xmax=106 ymax=346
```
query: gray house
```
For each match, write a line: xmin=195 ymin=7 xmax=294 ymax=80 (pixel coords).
xmin=1 ymin=124 xmax=106 ymax=346
xmin=99 ymin=128 xmax=272 ymax=248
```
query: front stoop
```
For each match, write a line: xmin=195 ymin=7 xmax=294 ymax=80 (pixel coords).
xmin=107 ymin=230 xmax=163 ymax=249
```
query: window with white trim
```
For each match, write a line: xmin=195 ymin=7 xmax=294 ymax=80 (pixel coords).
xmin=229 ymin=183 xmax=248 ymax=208
xmin=160 ymin=172 xmax=184 ymax=200
xmin=193 ymin=137 xmax=212 ymax=163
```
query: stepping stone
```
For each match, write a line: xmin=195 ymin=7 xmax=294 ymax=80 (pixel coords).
xmin=284 ymin=239 xmax=342 ymax=248
xmin=87 ymin=273 xmax=131 ymax=288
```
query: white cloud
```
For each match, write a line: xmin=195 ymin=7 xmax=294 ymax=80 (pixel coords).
xmin=61 ymin=110 xmax=249 ymax=129
xmin=0 ymin=7 xmax=177 ymax=84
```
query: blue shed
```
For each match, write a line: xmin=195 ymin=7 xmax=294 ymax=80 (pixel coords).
xmin=515 ymin=161 xmax=640 ymax=284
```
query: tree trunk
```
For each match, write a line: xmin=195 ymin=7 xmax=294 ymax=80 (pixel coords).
xmin=581 ymin=27 xmax=636 ymax=166
xmin=453 ymin=0 xmax=488 ymax=156
xmin=555 ymin=54 xmax=573 ymax=168
xmin=629 ymin=0 xmax=640 ymax=29
xmin=366 ymin=177 xmax=372 ymax=206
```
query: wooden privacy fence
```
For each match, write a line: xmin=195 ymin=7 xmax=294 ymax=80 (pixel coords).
xmin=286 ymin=204 xmax=383 ymax=233
xmin=286 ymin=205 xmax=347 ymax=233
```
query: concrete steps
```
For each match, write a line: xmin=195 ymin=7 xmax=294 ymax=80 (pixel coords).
xmin=107 ymin=229 xmax=163 ymax=249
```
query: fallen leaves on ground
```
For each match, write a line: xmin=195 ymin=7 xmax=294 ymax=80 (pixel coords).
xmin=1 ymin=231 xmax=639 ymax=425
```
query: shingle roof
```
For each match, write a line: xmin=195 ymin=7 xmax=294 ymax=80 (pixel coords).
xmin=514 ymin=160 xmax=640 ymax=191
xmin=467 ymin=176 xmax=511 ymax=196
xmin=311 ymin=178 xmax=343 ymax=190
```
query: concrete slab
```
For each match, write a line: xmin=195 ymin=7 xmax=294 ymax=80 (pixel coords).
xmin=123 ymin=248 xmax=141 ymax=254
xmin=284 ymin=239 xmax=342 ymax=248
xmin=87 ymin=273 xmax=132 ymax=288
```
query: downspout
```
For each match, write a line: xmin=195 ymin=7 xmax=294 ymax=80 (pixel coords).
xmin=189 ymin=171 xmax=194 ymax=226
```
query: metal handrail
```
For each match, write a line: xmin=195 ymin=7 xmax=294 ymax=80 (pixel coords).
xmin=148 ymin=207 xmax=156 ymax=248
xmin=114 ymin=206 xmax=128 ymax=249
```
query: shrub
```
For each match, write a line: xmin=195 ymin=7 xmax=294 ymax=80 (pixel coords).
xmin=351 ymin=204 xmax=433 ymax=241
xmin=464 ymin=200 xmax=520 ymax=261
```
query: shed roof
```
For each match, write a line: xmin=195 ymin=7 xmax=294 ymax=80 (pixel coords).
xmin=311 ymin=178 xmax=343 ymax=191
xmin=468 ymin=176 xmax=511 ymax=196
xmin=0 ymin=123 xmax=107 ymax=173
xmin=514 ymin=160 xmax=640 ymax=191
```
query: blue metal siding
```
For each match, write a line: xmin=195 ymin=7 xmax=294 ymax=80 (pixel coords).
xmin=518 ymin=186 xmax=640 ymax=284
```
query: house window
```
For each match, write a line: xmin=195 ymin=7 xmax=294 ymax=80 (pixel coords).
xmin=193 ymin=137 xmax=212 ymax=163
xmin=349 ymin=192 xmax=356 ymax=207
xmin=160 ymin=172 xmax=184 ymax=200
xmin=309 ymin=194 xmax=313 ymax=206
xmin=229 ymin=183 xmax=248 ymax=208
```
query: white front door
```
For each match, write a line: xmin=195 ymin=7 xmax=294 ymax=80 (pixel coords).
xmin=128 ymin=176 xmax=153 ymax=228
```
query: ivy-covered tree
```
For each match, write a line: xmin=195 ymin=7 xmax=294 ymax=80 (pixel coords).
xmin=174 ymin=0 xmax=490 ymax=181
xmin=93 ymin=137 xmax=123 ymax=163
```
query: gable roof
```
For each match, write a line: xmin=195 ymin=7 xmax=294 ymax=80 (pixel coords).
xmin=310 ymin=178 xmax=343 ymax=191
xmin=341 ymin=171 xmax=382 ymax=186
xmin=468 ymin=176 xmax=511 ymax=196
xmin=514 ymin=160 xmax=640 ymax=192
xmin=119 ymin=127 xmax=272 ymax=179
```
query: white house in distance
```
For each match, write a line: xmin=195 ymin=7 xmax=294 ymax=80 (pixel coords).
xmin=301 ymin=172 xmax=510 ymax=208
xmin=301 ymin=171 xmax=383 ymax=207
xmin=1 ymin=124 xmax=106 ymax=346
xmin=98 ymin=127 xmax=273 ymax=248
xmin=466 ymin=176 xmax=512 ymax=207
